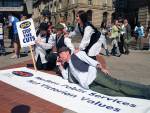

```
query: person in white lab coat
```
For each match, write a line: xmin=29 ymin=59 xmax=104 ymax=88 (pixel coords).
xmin=35 ymin=22 xmax=54 ymax=70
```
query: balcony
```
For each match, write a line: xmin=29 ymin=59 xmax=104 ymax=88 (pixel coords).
xmin=0 ymin=0 xmax=23 ymax=11
xmin=0 ymin=6 xmax=23 ymax=11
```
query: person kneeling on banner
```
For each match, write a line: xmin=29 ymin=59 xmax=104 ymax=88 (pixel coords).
xmin=57 ymin=46 xmax=150 ymax=100
xmin=35 ymin=22 xmax=55 ymax=70
xmin=45 ymin=23 xmax=75 ymax=72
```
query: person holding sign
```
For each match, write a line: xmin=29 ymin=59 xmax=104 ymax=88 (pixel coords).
xmin=57 ymin=47 xmax=150 ymax=100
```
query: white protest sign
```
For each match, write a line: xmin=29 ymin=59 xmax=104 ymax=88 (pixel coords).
xmin=0 ymin=67 xmax=150 ymax=113
xmin=16 ymin=18 xmax=37 ymax=47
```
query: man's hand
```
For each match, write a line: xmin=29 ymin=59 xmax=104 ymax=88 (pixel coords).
xmin=101 ymin=68 xmax=111 ymax=75
xmin=96 ymin=64 xmax=111 ymax=75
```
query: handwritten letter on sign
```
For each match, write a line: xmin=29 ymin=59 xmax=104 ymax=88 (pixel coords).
xmin=17 ymin=18 xmax=37 ymax=47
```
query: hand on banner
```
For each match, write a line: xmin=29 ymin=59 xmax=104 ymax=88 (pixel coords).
xmin=96 ymin=64 xmax=111 ymax=75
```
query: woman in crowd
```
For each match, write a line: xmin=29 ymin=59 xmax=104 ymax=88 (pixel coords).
xmin=134 ymin=22 xmax=145 ymax=50
xmin=99 ymin=21 xmax=110 ymax=56
xmin=110 ymin=20 xmax=121 ymax=57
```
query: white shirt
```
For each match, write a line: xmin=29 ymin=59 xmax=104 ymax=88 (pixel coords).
xmin=35 ymin=34 xmax=54 ymax=64
xmin=55 ymin=35 xmax=75 ymax=53
xmin=59 ymin=51 xmax=99 ymax=89
xmin=69 ymin=25 xmax=102 ymax=56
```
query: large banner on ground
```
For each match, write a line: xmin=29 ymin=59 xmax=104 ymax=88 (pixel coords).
xmin=16 ymin=18 xmax=37 ymax=47
xmin=0 ymin=67 xmax=150 ymax=113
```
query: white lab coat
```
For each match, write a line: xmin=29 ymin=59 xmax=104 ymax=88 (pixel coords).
xmin=35 ymin=34 xmax=55 ymax=64
xmin=69 ymin=25 xmax=103 ymax=56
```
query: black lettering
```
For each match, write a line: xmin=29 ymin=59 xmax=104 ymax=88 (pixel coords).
xmin=87 ymin=100 xmax=96 ymax=104
xmin=113 ymin=108 xmax=121 ymax=112
xmin=122 ymin=102 xmax=129 ymax=106
xmin=112 ymin=99 xmax=118 ymax=102
xmin=94 ymin=101 xmax=101 ymax=105
xmin=81 ymin=97 xmax=90 ymax=101
xmin=116 ymin=100 xmax=122 ymax=104
xmin=98 ymin=103 xmax=106 ymax=107
xmin=129 ymin=104 xmax=136 ymax=107
xmin=106 ymin=106 xmax=114 ymax=110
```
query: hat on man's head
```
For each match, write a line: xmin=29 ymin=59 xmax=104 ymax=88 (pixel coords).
xmin=58 ymin=46 xmax=71 ymax=54
xmin=54 ymin=23 xmax=64 ymax=30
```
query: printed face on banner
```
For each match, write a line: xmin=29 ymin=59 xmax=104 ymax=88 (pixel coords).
xmin=17 ymin=18 xmax=37 ymax=47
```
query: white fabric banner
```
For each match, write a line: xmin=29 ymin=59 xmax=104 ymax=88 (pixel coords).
xmin=0 ymin=67 xmax=150 ymax=113
xmin=16 ymin=18 xmax=37 ymax=47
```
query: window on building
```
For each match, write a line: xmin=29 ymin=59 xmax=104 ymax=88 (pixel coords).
xmin=3 ymin=0 xmax=23 ymax=7
xmin=88 ymin=0 xmax=92 ymax=5
xmin=59 ymin=0 xmax=62 ymax=9
xmin=103 ymin=12 xmax=108 ymax=22
xmin=0 ymin=1 xmax=2 ymax=7
xmin=72 ymin=0 xmax=75 ymax=4
xmin=54 ymin=1 xmax=57 ymax=6
xmin=87 ymin=10 xmax=92 ymax=22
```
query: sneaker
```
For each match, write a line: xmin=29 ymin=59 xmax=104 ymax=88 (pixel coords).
xmin=116 ymin=54 xmax=121 ymax=57
xmin=10 ymin=54 xmax=20 ymax=59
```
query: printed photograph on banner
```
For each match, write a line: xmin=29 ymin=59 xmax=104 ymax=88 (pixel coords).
xmin=16 ymin=18 xmax=37 ymax=48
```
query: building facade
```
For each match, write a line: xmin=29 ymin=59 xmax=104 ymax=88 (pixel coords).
xmin=114 ymin=0 xmax=150 ymax=29
xmin=0 ymin=0 xmax=33 ymax=17
xmin=33 ymin=0 xmax=114 ymax=28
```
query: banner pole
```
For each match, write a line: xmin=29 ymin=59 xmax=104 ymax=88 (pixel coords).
xmin=29 ymin=45 xmax=37 ymax=71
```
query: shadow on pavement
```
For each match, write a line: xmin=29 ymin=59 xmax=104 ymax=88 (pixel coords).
xmin=11 ymin=105 xmax=31 ymax=113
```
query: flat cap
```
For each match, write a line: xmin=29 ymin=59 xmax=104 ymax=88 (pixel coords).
xmin=54 ymin=23 xmax=64 ymax=30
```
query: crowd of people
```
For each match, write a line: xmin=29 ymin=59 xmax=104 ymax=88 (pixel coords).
xmin=0 ymin=11 xmax=150 ymax=100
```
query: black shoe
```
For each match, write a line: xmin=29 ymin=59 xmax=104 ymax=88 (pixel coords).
xmin=124 ymin=51 xmax=130 ymax=55
xmin=116 ymin=54 xmax=121 ymax=57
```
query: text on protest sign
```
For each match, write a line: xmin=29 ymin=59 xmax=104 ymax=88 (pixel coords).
xmin=17 ymin=18 xmax=37 ymax=47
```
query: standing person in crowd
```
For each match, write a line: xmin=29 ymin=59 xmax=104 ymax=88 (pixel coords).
xmin=8 ymin=14 xmax=20 ymax=59
xmin=35 ymin=22 xmax=54 ymax=70
xmin=8 ymin=25 xmax=13 ymax=48
xmin=123 ymin=19 xmax=131 ymax=54
xmin=99 ymin=21 xmax=110 ymax=56
xmin=57 ymin=46 xmax=150 ymax=99
xmin=147 ymin=26 xmax=150 ymax=51
xmin=0 ymin=22 xmax=6 ymax=56
xmin=118 ymin=19 xmax=125 ymax=54
xmin=134 ymin=22 xmax=145 ymax=50
xmin=110 ymin=19 xmax=121 ymax=57
xmin=69 ymin=10 xmax=102 ymax=58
